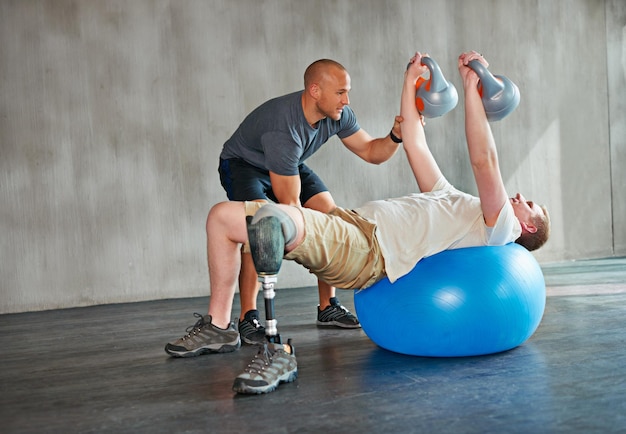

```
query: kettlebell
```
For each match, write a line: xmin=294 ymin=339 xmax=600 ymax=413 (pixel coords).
xmin=468 ymin=60 xmax=520 ymax=121
xmin=414 ymin=57 xmax=458 ymax=118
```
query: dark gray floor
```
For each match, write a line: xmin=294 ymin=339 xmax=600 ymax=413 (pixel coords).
xmin=1 ymin=257 xmax=625 ymax=434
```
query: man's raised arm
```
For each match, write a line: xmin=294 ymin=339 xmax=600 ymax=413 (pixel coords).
xmin=459 ymin=51 xmax=509 ymax=227
xmin=400 ymin=52 xmax=444 ymax=193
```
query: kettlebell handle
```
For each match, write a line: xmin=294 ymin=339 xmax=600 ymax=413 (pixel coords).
xmin=468 ymin=59 xmax=505 ymax=98
xmin=467 ymin=59 xmax=520 ymax=121
xmin=406 ymin=57 xmax=448 ymax=92
xmin=420 ymin=57 xmax=447 ymax=93
xmin=412 ymin=56 xmax=458 ymax=118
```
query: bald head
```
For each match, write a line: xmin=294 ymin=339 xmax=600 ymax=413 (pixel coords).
xmin=302 ymin=59 xmax=351 ymax=123
xmin=304 ymin=59 xmax=348 ymax=88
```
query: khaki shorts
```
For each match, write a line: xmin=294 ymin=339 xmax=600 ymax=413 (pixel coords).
xmin=244 ymin=202 xmax=386 ymax=290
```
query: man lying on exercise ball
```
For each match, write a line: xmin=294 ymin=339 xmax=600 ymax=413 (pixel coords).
xmin=165 ymin=51 xmax=551 ymax=395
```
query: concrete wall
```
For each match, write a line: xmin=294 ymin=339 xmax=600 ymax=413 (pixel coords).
xmin=607 ymin=0 xmax=626 ymax=254
xmin=1 ymin=0 xmax=624 ymax=313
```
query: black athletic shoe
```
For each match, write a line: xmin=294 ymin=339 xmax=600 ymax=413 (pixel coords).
xmin=238 ymin=309 xmax=267 ymax=345
xmin=232 ymin=339 xmax=298 ymax=395
xmin=317 ymin=297 xmax=361 ymax=328
xmin=165 ymin=313 xmax=240 ymax=357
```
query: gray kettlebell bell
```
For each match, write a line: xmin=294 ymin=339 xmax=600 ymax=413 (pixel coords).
xmin=414 ymin=57 xmax=458 ymax=118
xmin=468 ymin=60 xmax=520 ymax=121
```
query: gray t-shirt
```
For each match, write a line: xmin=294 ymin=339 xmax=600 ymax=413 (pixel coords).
xmin=220 ymin=91 xmax=361 ymax=176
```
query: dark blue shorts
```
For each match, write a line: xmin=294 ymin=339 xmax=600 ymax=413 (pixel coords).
xmin=218 ymin=158 xmax=328 ymax=204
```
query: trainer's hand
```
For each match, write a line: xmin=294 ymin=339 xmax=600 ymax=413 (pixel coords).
xmin=391 ymin=115 xmax=403 ymax=140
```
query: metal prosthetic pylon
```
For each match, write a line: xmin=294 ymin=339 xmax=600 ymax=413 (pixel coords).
xmin=259 ymin=274 xmax=279 ymax=344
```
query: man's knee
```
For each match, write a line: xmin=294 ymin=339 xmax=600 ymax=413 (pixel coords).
xmin=206 ymin=201 xmax=247 ymax=237
xmin=250 ymin=203 xmax=297 ymax=247
xmin=206 ymin=201 xmax=229 ymax=233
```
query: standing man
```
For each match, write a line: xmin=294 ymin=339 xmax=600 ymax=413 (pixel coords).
xmin=217 ymin=59 xmax=403 ymax=344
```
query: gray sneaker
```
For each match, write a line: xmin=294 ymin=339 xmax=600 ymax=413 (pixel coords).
xmin=165 ymin=313 xmax=240 ymax=358
xmin=232 ymin=339 xmax=298 ymax=394
xmin=316 ymin=297 xmax=361 ymax=328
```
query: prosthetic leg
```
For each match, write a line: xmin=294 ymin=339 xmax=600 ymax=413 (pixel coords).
xmin=246 ymin=211 xmax=287 ymax=344
xmin=232 ymin=205 xmax=298 ymax=394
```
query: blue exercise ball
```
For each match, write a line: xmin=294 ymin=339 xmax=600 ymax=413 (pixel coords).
xmin=354 ymin=244 xmax=546 ymax=357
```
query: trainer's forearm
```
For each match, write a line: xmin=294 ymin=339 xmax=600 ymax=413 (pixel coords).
xmin=362 ymin=136 xmax=401 ymax=165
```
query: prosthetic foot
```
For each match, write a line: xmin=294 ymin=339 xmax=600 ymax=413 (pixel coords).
xmin=246 ymin=204 xmax=296 ymax=345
